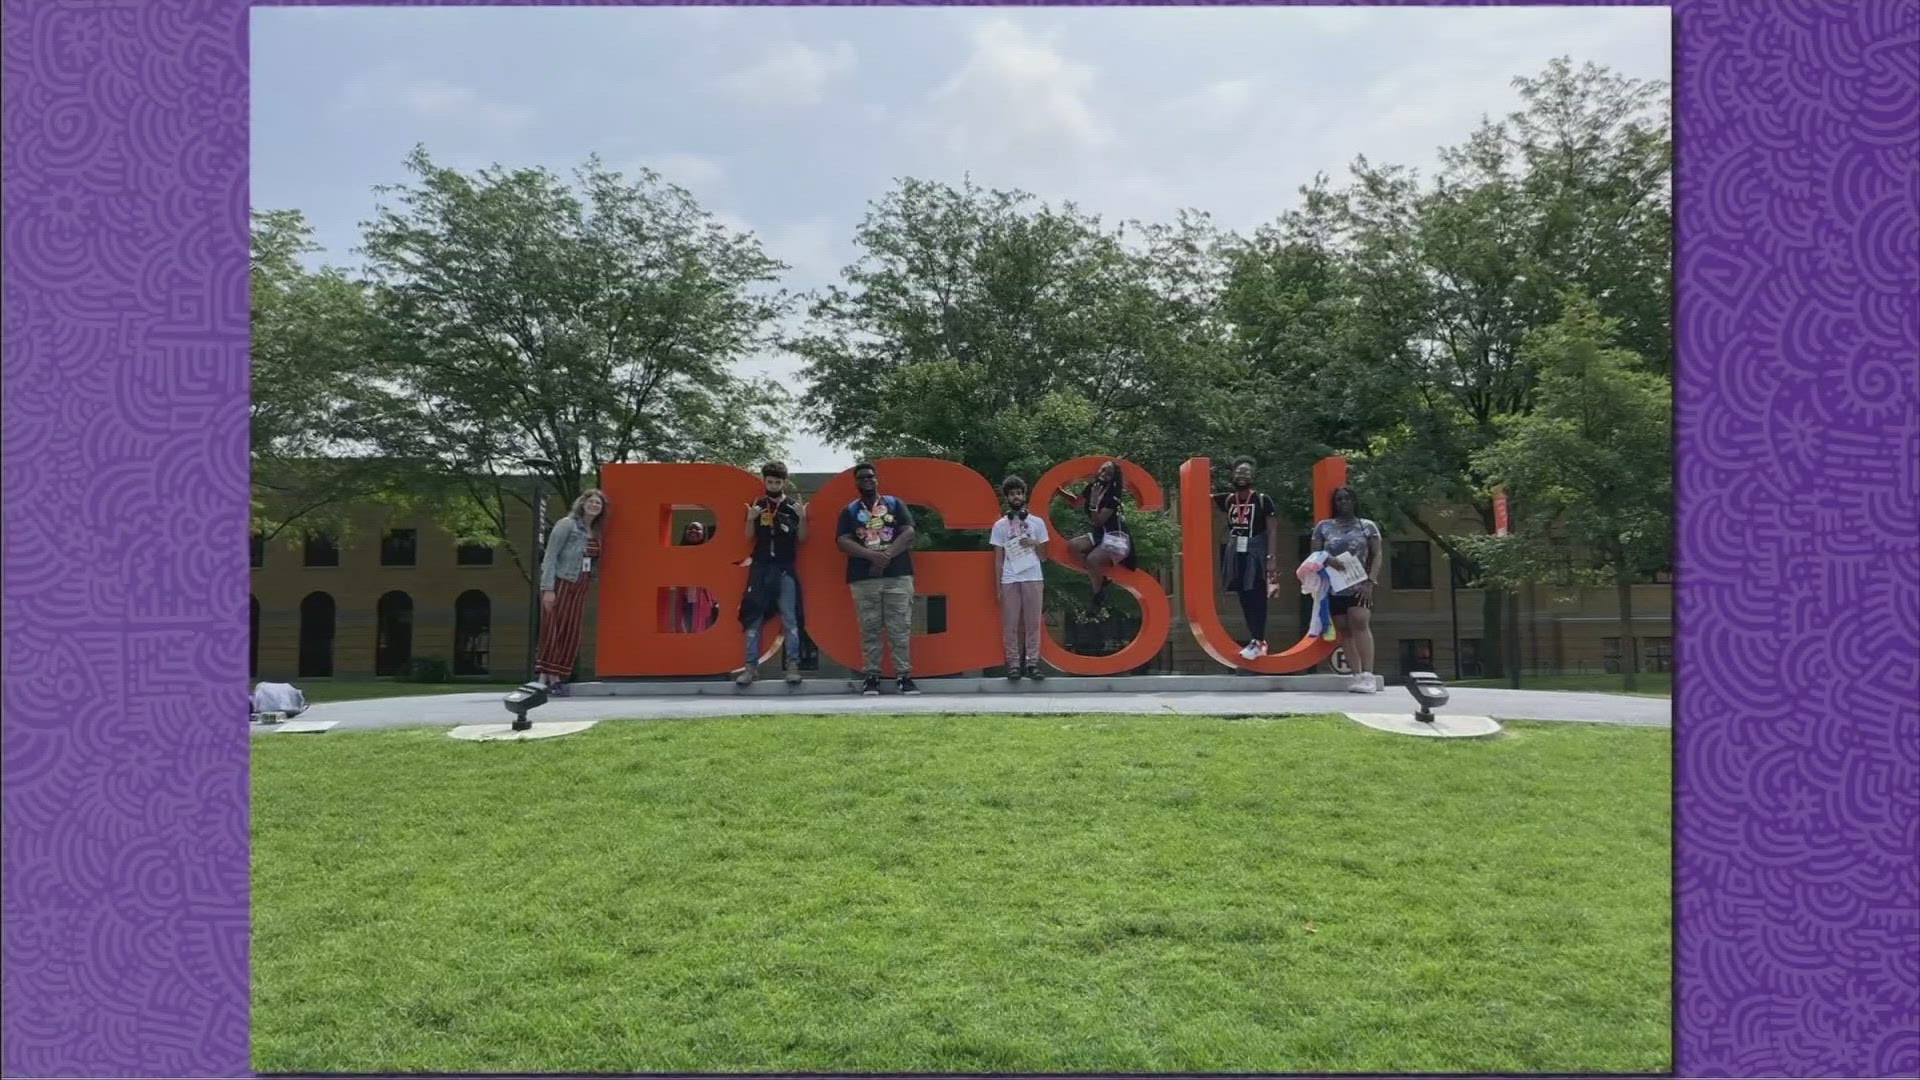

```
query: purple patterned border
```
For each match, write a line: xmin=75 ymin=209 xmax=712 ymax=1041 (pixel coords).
xmin=4 ymin=0 xmax=1915 ymax=1076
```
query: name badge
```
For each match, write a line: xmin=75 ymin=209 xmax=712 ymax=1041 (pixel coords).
xmin=581 ymin=556 xmax=594 ymax=574
xmin=1235 ymin=535 xmax=1250 ymax=553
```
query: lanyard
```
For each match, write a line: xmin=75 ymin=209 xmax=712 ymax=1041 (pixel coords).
xmin=1228 ymin=490 xmax=1258 ymax=534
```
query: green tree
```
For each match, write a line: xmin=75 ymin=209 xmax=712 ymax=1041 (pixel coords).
xmin=795 ymin=178 xmax=1227 ymax=484
xmin=347 ymin=147 xmax=794 ymax=580
xmin=1457 ymin=292 xmax=1672 ymax=690
xmin=249 ymin=208 xmax=400 ymax=544
xmin=1217 ymin=179 xmax=1423 ymax=515
xmin=793 ymin=178 xmax=1231 ymax=629
xmin=1229 ymin=58 xmax=1670 ymax=673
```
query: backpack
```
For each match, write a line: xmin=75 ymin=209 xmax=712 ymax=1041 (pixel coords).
xmin=251 ymin=682 xmax=308 ymax=718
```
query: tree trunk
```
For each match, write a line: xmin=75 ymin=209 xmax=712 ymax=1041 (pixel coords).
xmin=1465 ymin=496 xmax=1508 ymax=681
xmin=1482 ymin=588 xmax=1508 ymax=679
xmin=1616 ymin=573 xmax=1638 ymax=692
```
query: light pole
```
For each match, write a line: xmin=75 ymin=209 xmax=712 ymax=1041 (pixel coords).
xmin=521 ymin=457 xmax=555 ymax=678
xmin=1448 ymin=553 xmax=1461 ymax=680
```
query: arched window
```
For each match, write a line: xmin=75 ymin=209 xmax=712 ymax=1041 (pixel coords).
xmin=375 ymin=591 xmax=414 ymax=676
xmin=250 ymin=595 xmax=260 ymax=678
xmin=454 ymin=590 xmax=491 ymax=676
xmin=297 ymin=592 xmax=335 ymax=678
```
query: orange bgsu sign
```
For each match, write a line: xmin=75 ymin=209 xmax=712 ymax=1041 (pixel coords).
xmin=598 ymin=456 xmax=1349 ymax=678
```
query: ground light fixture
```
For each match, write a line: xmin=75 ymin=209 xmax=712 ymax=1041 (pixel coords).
xmin=503 ymin=681 xmax=550 ymax=731
xmin=1405 ymin=670 xmax=1449 ymax=725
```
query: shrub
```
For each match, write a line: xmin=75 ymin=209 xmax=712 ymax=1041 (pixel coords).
xmin=400 ymin=657 xmax=451 ymax=683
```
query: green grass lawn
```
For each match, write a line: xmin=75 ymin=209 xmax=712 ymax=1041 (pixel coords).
xmin=252 ymin=713 xmax=1671 ymax=1074
xmin=289 ymin=680 xmax=522 ymax=704
xmin=1453 ymin=672 xmax=1672 ymax=697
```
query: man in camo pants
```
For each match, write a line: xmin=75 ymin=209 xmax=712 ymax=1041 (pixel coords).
xmin=835 ymin=462 xmax=920 ymax=696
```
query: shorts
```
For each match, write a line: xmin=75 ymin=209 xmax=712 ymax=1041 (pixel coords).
xmin=1329 ymin=591 xmax=1373 ymax=616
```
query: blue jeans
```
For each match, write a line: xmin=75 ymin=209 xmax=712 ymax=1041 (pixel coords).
xmin=744 ymin=571 xmax=801 ymax=666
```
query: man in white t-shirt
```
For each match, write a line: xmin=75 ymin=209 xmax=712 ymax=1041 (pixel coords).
xmin=989 ymin=475 xmax=1052 ymax=682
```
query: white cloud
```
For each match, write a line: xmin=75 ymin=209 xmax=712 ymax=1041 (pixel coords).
xmin=1164 ymin=77 xmax=1260 ymax=135
xmin=709 ymin=208 xmax=753 ymax=232
xmin=639 ymin=151 xmax=729 ymax=197
xmin=721 ymin=41 xmax=855 ymax=107
xmin=919 ymin=18 xmax=1114 ymax=165
xmin=337 ymin=67 xmax=535 ymax=133
xmin=762 ymin=216 xmax=846 ymax=288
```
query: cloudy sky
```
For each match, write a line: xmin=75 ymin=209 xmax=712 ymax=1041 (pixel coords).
xmin=252 ymin=4 xmax=1670 ymax=471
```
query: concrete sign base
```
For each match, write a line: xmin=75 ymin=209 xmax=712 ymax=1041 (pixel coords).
xmin=258 ymin=719 xmax=339 ymax=734
xmin=1344 ymin=712 xmax=1502 ymax=739
xmin=448 ymin=721 xmax=599 ymax=742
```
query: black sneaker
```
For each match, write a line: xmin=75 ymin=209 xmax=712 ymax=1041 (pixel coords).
xmin=860 ymin=676 xmax=882 ymax=696
xmin=1005 ymin=667 xmax=1024 ymax=683
xmin=897 ymin=677 xmax=921 ymax=696
xmin=1024 ymin=665 xmax=1047 ymax=682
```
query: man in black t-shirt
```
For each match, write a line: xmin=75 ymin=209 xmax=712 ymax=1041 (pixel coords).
xmin=1211 ymin=456 xmax=1281 ymax=661
xmin=736 ymin=461 xmax=808 ymax=688
xmin=835 ymin=462 xmax=920 ymax=696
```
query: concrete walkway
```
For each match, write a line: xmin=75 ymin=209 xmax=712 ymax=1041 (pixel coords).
xmin=254 ymin=683 xmax=1670 ymax=736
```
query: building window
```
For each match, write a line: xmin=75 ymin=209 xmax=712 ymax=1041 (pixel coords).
xmin=251 ymin=531 xmax=265 ymax=569
xmin=1458 ymin=637 xmax=1484 ymax=678
xmin=375 ymin=591 xmax=414 ymax=676
xmin=250 ymin=595 xmax=260 ymax=678
xmin=303 ymin=531 xmax=339 ymax=568
xmin=1645 ymin=636 xmax=1673 ymax=673
xmin=927 ymin=596 xmax=948 ymax=635
xmin=297 ymin=591 xmax=335 ymax=677
xmin=456 ymin=541 xmax=495 ymax=567
xmin=1603 ymin=636 xmax=1638 ymax=675
xmin=454 ymin=590 xmax=491 ymax=676
xmin=380 ymin=528 xmax=417 ymax=567
xmin=1391 ymin=541 xmax=1432 ymax=590
xmin=798 ymin=629 xmax=820 ymax=672
xmin=1398 ymin=638 xmax=1435 ymax=676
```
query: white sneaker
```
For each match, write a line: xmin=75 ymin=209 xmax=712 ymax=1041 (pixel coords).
xmin=1365 ymin=674 xmax=1382 ymax=693
xmin=1347 ymin=675 xmax=1371 ymax=694
xmin=1239 ymin=640 xmax=1261 ymax=660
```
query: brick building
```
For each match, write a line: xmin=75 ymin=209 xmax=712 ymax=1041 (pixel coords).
xmin=251 ymin=471 xmax=1672 ymax=683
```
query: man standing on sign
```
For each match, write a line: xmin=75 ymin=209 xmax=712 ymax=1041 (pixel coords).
xmin=836 ymin=462 xmax=920 ymax=696
xmin=1213 ymin=457 xmax=1281 ymax=661
xmin=736 ymin=461 xmax=807 ymax=688
xmin=989 ymin=475 xmax=1051 ymax=682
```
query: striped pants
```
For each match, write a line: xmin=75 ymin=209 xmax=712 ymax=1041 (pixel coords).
xmin=535 ymin=573 xmax=593 ymax=680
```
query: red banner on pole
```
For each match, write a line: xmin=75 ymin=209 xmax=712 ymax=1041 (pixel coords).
xmin=1494 ymin=487 xmax=1510 ymax=537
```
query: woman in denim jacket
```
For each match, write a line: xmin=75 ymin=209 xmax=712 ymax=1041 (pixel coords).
xmin=535 ymin=489 xmax=609 ymax=693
